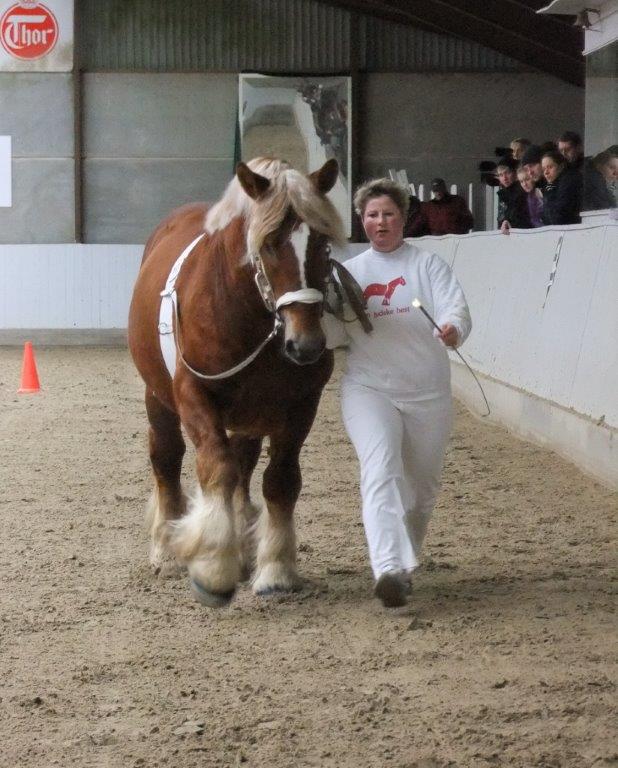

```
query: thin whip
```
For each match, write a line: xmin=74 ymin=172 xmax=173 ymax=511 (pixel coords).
xmin=412 ymin=299 xmax=490 ymax=417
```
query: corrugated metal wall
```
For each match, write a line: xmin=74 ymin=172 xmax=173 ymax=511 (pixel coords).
xmin=78 ymin=0 xmax=523 ymax=73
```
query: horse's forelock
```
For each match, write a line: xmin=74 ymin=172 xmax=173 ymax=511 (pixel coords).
xmin=205 ymin=158 xmax=346 ymax=261
xmin=284 ymin=170 xmax=346 ymax=247
xmin=247 ymin=167 xmax=346 ymax=257
xmin=204 ymin=157 xmax=290 ymax=241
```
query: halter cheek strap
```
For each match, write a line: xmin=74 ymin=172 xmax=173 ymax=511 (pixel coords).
xmin=251 ymin=253 xmax=324 ymax=313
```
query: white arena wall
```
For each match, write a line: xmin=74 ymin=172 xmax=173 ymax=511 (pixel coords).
xmin=0 ymin=223 xmax=616 ymax=489
xmin=411 ymin=223 xmax=618 ymax=491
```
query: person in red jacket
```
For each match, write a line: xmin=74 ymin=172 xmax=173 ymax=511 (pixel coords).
xmin=421 ymin=178 xmax=474 ymax=235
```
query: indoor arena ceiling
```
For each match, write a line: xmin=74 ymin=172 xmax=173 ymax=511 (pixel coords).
xmin=324 ymin=0 xmax=585 ymax=85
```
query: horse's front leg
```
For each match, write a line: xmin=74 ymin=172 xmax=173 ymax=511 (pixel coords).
xmin=229 ymin=434 xmax=263 ymax=580
xmin=253 ymin=395 xmax=321 ymax=595
xmin=170 ymin=379 xmax=241 ymax=607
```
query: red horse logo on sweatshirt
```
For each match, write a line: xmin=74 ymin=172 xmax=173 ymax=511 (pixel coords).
xmin=363 ymin=276 xmax=406 ymax=306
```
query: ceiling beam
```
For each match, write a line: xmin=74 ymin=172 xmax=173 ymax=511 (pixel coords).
xmin=325 ymin=0 xmax=584 ymax=85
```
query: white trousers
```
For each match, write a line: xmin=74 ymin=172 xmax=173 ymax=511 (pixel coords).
xmin=341 ymin=382 xmax=453 ymax=580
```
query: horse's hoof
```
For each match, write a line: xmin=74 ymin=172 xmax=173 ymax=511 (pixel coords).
xmin=189 ymin=578 xmax=235 ymax=608
xmin=254 ymin=582 xmax=302 ymax=597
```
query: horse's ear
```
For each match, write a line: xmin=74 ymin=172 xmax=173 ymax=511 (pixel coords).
xmin=236 ymin=162 xmax=271 ymax=200
xmin=310 ymin=159 xmax=339 ymax=194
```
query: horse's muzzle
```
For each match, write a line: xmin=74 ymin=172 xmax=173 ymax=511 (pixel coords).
xmin=284 ymin=336 xmax=326 ymax=365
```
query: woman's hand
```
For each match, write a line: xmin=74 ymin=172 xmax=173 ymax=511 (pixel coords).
xmin=438 ymin=323 xmax=459 ymax=347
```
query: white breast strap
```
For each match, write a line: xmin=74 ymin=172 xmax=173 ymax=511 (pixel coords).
xmin=275 ymin=288 xmax=324 ymax=309
xmin=158 ymin=233 xmax=206 ymax=377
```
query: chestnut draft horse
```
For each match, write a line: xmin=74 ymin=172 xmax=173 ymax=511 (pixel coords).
xmin=128 ymin=157 xmax=346 ymax=607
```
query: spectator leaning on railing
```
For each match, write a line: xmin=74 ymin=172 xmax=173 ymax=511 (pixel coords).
xmin=541 ymin=150 xmax=583 ymax=225
xmin=517 ymin=166 xmax=544 ymax=228
xmin=496 ymin=156 xmax=532 ymax=233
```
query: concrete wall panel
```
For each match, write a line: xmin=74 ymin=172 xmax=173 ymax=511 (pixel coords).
xmin=0 ymin=73 xmax=74 ymax=156
xmin=82 ymin=73 xmax=238 ymax=242
xmin=82 ymin=74 xmax=237 ymax=157
xmin=0 ymin=159 xmax=75 ymax=242
xmin=82 ymin=158 xmax=233 ymax=243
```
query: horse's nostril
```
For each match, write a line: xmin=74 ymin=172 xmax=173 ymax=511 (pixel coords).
xmin=285 ymin=339 xmax=299 ymax=358
xmin=285 ymin=337 xmax=325 ymax=365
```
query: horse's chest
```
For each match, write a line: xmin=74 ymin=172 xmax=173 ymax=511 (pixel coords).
xmin=211 ymin=358 xmax=332 ymax=436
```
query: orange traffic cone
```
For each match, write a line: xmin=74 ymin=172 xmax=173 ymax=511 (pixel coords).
xmin=17 ymin=341 xmax=41 ymax=394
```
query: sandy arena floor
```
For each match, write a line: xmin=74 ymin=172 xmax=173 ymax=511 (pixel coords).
xmin=0 ymin=347 xmax=616 ymax=768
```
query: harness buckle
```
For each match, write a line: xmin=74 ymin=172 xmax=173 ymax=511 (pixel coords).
xmin=254 ymin=270 xmax=275 ymax=312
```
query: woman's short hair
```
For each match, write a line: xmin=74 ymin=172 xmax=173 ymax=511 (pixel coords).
xmin=541 ymin=149 xmax=566 ymax=167
xmin=353 ymin=178 xmax=410 ymax=218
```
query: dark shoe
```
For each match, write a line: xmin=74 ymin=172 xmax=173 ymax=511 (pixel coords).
xmin=374 ymin=572 xmax=408 ymax=608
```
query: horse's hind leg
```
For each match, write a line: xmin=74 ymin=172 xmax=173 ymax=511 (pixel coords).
xmin=229 ymin=435 xmax=262 ymax=580
xmin=145 ymin=389 xmax=186 ymax=569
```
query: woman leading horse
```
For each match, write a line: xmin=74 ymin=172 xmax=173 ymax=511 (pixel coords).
xmin=128 ymin=157 xmax=345 ymax=607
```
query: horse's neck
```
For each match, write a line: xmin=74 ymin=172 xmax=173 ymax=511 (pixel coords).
xmin=186 ymin=219 xmax=263 ymax=318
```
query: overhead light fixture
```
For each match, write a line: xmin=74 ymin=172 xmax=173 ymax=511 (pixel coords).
xmin=573 ymin=9 xmax=601 ymax=29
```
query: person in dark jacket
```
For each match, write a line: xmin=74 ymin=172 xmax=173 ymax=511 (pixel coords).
xmin=541 ymin=150 xmax=583 ymax=225
xmin=582 ymin=153 xmax=616 ymax=210
xmin=558 ymin=131 xmax=585 ymax=171
xmin=421 ymin=178 xmax=473 ymax=235
xmin=495 ymin=156 xmax=532 ymax=232
xmin=403 ymin=194 xmax=429 ymax=237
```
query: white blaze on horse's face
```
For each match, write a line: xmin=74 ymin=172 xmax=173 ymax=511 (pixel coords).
xmin=289 ymin=222 xmax=310 ymax=288
xmin=280 ymin=222 xmax=326 ymax=366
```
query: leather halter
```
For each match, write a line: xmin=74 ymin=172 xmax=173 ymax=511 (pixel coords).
xmin=158 ymin=235 xmax=326 ymax=381
xmin=250 ymin=250 xmax=324 ymax=313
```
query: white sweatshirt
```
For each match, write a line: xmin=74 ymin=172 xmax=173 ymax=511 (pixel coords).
xmin=341 ymin=242 xmax=471 ymax=400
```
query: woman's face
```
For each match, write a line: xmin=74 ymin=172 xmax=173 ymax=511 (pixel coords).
xmin=542 ymin=157 xmax=563 ymax=184
xmin=518 ymin=171 xmax=534 ymax=194
xmin=362 ymin=194 xmax=405 ymax=252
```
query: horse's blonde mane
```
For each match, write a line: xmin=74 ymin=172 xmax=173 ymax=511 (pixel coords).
xmin=205 ymin=157 xmax=346 ymax=258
